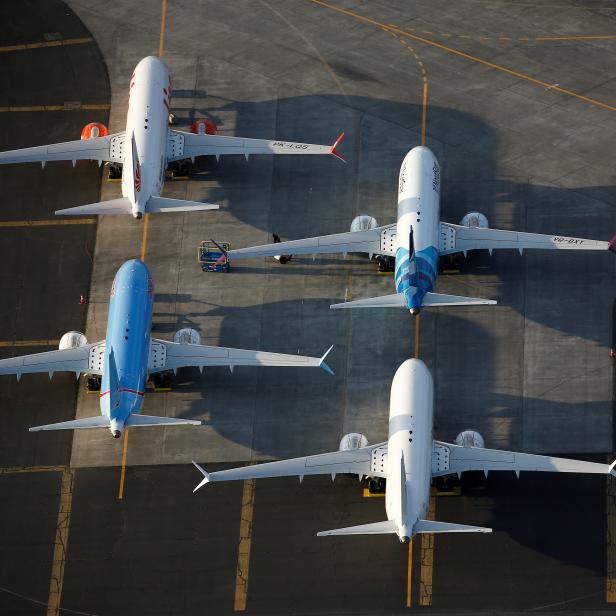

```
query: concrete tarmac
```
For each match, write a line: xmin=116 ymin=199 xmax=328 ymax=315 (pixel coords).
xmin=2 ymin=0 xmax=616 ymax=613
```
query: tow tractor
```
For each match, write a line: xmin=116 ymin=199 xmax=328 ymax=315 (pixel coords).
xmin=198 ymin=240 xmax=230 ymax=272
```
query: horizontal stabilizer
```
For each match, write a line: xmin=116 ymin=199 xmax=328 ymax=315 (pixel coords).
xmin=126 ymin=414 xmax=202 ymax=427
xmin=29 ymin=416 xmax=110 ymax=432
xmin=146 ymin=196 xmax=219 ymax=213
xmin=317 ymin=520 xmax=398 ymax=537
xmin=423 ymin=292 xmax=496 ymax=307
xmin=330 ymin=293 xmax=405 ymax=310
xmin=414 ymin=519 xmax=492 ymax=534
xmin=56 ymin=197 xmax=132 ymax=216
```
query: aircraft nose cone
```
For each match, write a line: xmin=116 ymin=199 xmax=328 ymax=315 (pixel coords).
xmin=409 ymin=308 xmax=420 ymax=315
xmin=400 ymin=535 xmax=410 ymax=544
xmin=112 ymin=430 xmax=122 ymax=439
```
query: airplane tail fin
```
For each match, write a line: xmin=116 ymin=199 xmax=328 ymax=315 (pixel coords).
xmin=413 ymin=519 xmax=492 ymax=534
xmin=317 ymin=520 xmax=398 ymax=537
xmin=29 ymin=416 xmax=110 ymax=432
xmin=146 ymin=196 xmax=219 ymax=213
xmin=55 ymin=197 xmax=132 ymax=216
xmin=330 ymin=291 xmax=496 ymax=310
xmin=330 ymin=292 xmax=406 ymax=309
xmin=422 ymin=292 xmax=497 ymax=308
xmin=126 ymin=414 xmax=202 ymax=427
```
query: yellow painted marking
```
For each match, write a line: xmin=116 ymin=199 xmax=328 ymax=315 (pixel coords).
xmin=535 ymin=34 xmax=616 ymax=41
xmin=419 ymin=496 xmax=436 ymax=606
xmin=607 ymin=467 xmax=616 ymax=601
xmin=117 ymin=430 xmax=129 ymax=500
xmin=117 ymin=0 xmax=167 ymax=500
xmin=406 ymin=539 xmax=413 ymax=607
xmin=362 ymin=488 xmax=385 ymax=498
xmin=234 ymin=479 xmax=256 ymax=611
xmin=421 ymin=82 xmax=428 ymax=145
xmin=46 ymin=468 xmax=74 ymax=616
xmin=0 ymin=37 xmax=94 ymax=53
xmin=414 ymin=314 xmax=420 ymax=358
xmin=158 ymin=0 xmax=168 ymax=58
xmin=309 ymin=0 xmax=616 ymax=113
xmin=140 ymin=214 xmax=150 ymax=261
xmin=0 ymin=219 xmax=95 ymax=228
xmin=0 ymin=104 xmax=110 ymax=113
xmin=0 ymin=339 xmax=60 ymax=347
xmin=0 ymin=465 xmax=65 ymax=474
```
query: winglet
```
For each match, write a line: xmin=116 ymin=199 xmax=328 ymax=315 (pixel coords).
xmin=192 ymin=460 xmax=211 ymax=492
xmin=319 ymin=345 xmax=335 ymax=376
xmin=609 ymin=458 xmax=616 ymax=477
xmin=330 ymin=132 xmax=346 ymax=163
xmin=608 ymin=234 xmax=616 ymax=254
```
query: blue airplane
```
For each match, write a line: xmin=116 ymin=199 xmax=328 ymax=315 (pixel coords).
xmin=0 ymin=259 xmax=333 ymax=438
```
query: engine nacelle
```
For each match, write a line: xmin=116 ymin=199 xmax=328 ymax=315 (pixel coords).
xmin=460 ymin=212 xmax=488 ymax=229
xmin=59 ymin=331 xmax=88 ymax=350
xmin=339 ymin=432 xmax=369 ymax=451
xmin=173 ymin=328 xmax=201 ymax=345
xmin=81 ymin=122 xmax=108 ymax=140
xmin=455 ymin=430 xmax=485 ymax=449
xmin=191 ymin=119 xmax=217 ymax=135
xmin=350 ymin=215 xmax=378 ymax=233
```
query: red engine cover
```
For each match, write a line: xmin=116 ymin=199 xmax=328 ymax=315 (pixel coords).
xmin=190 ymin=119 xmax=217 ymax=135
xmin=81 ymin=122 xmax=109 ymax=140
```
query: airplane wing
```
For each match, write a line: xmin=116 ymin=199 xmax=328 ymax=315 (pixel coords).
xmin=432 ymin=440 xmax=616 ymax=477
xmin=0 ymin=342 xmax=103 ymax=378
xmin=0 ymin=132 xmax=125 ymax=166
xmin=192 ymin=441 xmax=387 ymax=491
xmin=439 ymin=222 xmax=609 ymax=256
xmin=167 ymin=130 xmax=345 ymax=162
xmin=149 ymin=339 xmax=334 ymax=374
xmin=227 ymin=224 xmax=397 ymax=260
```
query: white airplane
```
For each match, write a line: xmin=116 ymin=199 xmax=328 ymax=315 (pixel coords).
xmin=0 ymin=56 xmax=344 ymax=219
xmin=226 ymin=146 xmax=612 ymax=314
xmin=0 ymin=259 xmax=333 ymax=438
xmin=193 ymin=358 xmax=616 ymax=542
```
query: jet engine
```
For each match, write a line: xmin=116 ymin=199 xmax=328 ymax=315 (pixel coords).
xmin=59 ymin=331 xmax=88 ymax=350
xmin=173 ymin=328 xmax=201 ymax=345
xmin=455 ymin=430 xmax=485 ymax=449
xmin=81 ymin=122 xmax=108 ymax=140
xmin=191 ymin=119 xmax=217 ymax=135
xmin=460 ymin=212 xmax=488 ymax=229
xmin=339 ymin=432 xmax=369 ymax=451
xmin=350 ymin=215 xmax=378 ymax=233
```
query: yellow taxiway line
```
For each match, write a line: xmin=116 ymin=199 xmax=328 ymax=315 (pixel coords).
xmin=234 ymin=479 xmax=256 ymax=611
xmin=0 ymin=219 xmax=95 ymax=228
xmin=117 ymin=0 xmax=166 ymax=502
xmin=46 ymin=468 xmax=74 ymax=616
xmin=0 ymin=37 xmax=94 ymax=53
xmin=0 ymin=104 xmax=110 ymax=113
xmin=419 ymin=496 xmax=436 ymax=606
xmin=0 ymin=339 xmax=60 ymax=348
xmin=607 ymin=468 xmax=616 ymax=601
xmin=309 ymin=0 xmax=616 ymax=114
xmin=0 ymin=465 xmax=65 ymax=474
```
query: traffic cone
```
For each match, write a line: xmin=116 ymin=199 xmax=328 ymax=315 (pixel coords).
xmin=79 ymin=294 xmax=87 ymax=305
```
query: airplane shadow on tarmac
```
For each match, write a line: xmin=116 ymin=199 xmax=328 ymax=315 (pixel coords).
xmin=167 ymin=93 xmax=615 ymax=350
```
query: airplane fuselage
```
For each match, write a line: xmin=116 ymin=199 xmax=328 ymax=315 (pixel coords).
xmin=122 ymin=56 xmax=171 ymax=218
xmin=385 ymin=358 xmax=434 ymax=542
xmin=394 ymin=147 xmax=441 ymax=313
xmin=100 ymin=259 xmax=154 ymax=436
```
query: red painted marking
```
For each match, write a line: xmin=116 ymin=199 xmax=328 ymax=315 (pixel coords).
xmin=99 ymin=390 xmax=110 ymax=398
xmin=147 ymin=278 xmax=154 ymax=297
xmin=163 ymin=99 xmax=169 ymax=110
xmin=134 ymin=164 xmax=141 ymax=193
xmin=330 ymin=132 xmax=346 ymax=162
xmin=608 ymin=234 xmax=616 ymax=253
xmin=120 ymin=387 xmax=145 ymax=396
